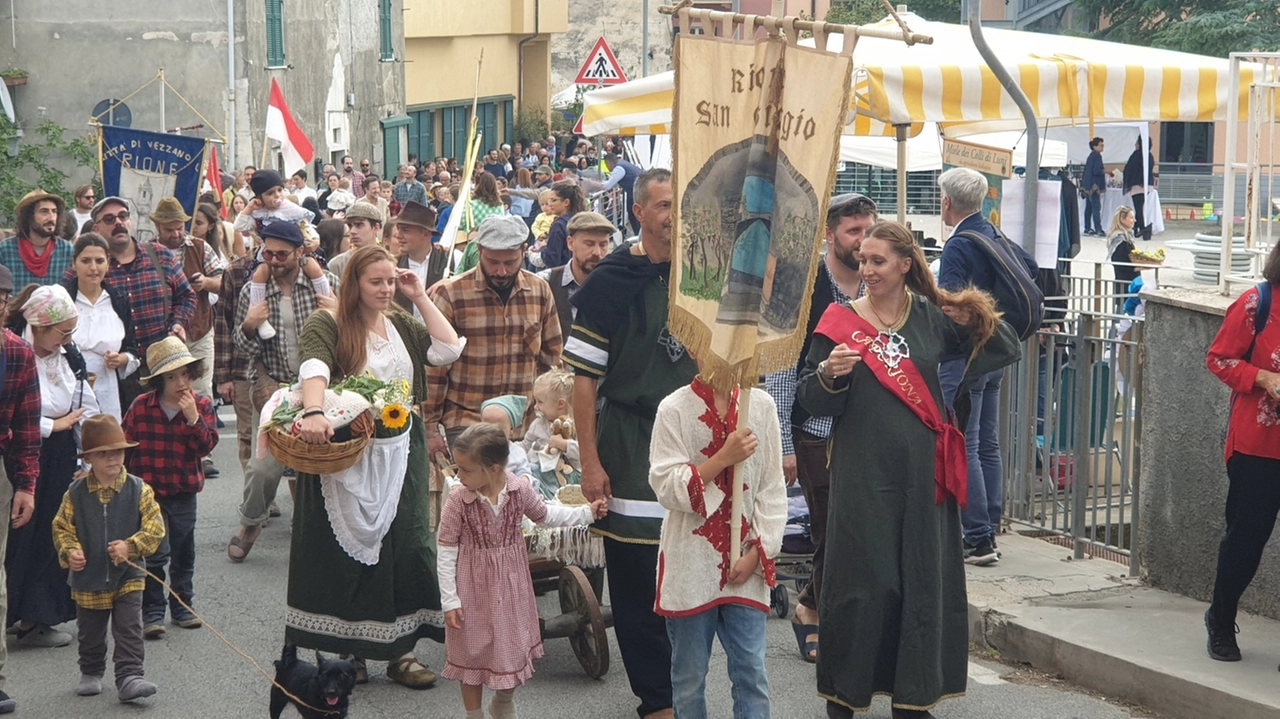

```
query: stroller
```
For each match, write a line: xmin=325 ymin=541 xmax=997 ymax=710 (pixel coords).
xmin=770 ymin=485 xmax=816 ymax=619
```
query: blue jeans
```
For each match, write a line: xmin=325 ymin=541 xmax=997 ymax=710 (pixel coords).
xmin=961 ymin=370 xmax=1004 ymax=544
xmin=1083 ymin=192 xmax=1103 ymax=233
xmin=666 ymin=603 xmax=770 ymax=719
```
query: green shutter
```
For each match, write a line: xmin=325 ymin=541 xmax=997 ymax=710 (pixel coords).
xmin=455 ymin=106 xmax=470 ymax=161
xmin=266 ymin=0 xmax=285 ymax=67
xmin=441 ymin=108 xmax=455 ymax=161
xmin=379 ymin=0 xmax=395 ymax=61
xmin=479 ymin=103 xmax=497 ymax=154
xmin=408 ymin=109 xmax=433 ymax=162
xmin=503 ymin=101 xmax=514 ymax=146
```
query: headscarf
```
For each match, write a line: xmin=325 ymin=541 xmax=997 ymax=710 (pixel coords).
xmin=21 ymin=284 xmax=78 ymax=327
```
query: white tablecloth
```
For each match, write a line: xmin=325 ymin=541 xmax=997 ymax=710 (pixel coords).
xmin=1081 ymin=187 xmax=1164 ymax=236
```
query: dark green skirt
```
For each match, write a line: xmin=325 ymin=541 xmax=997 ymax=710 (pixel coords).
xmin=284 ymin=417 xmax=444 ymax=659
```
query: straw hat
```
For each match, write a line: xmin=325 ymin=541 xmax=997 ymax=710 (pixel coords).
xmin=148 ymin=197 xmax=191 ymax=225
xmin=77 ymin=414 xmax=139 ymax=457
xmin=142 ymin=336 xmax=200 ymax=382
xmin=14 ymin=190 xmax=66 ymax=234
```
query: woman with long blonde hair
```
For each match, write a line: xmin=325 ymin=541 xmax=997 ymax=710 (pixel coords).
xmin=288 ymin=244 xmax=461 ymax=689
xmin=796 ymin=221 xmax=1020 ymax=719
xmin=1107 ymin=205 xmax=1140 ymax=311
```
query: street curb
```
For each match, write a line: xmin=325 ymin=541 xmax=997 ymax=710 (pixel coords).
xmin=972 ymin=604 xmax=1280 ymax=719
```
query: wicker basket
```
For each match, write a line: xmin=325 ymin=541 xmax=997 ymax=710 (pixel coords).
xmin=1128 ymin=250 xmax=1165 ymax=266
xmin=266 ymin=410 xmax=375 ymax=475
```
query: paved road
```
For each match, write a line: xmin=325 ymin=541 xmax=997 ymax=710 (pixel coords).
xmin=2 ymin=408 xmax=1158 ymax=718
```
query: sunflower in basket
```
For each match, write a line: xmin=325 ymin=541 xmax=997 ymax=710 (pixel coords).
xmin=263 ymin=374 xmax=414 ymax=472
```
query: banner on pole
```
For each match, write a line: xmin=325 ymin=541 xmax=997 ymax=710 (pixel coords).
xmin=668 ymin=31 xmax=853 ymax=389
xmin=99 ymin=126 xmax=207 ymax=243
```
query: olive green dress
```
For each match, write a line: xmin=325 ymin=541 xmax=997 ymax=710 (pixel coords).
xmin=795 ymin=295 xmax=1020 ymax=713
xmin=284 ymin=310 xmax=444 ymax=659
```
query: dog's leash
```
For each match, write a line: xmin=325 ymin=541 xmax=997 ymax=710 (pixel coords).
xmin=123 ymin=559 xmax=342 ymax=716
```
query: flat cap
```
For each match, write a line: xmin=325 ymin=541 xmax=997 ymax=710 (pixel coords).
xmin=344 ymin=201 xmax=384 ymax=224
xmin=475 ymin=214 xmax=530 ymax=251
xmin=567 ymin=212 xmax=615 ymax=236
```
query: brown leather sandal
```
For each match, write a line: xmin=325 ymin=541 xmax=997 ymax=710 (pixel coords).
xmin=226 ymin=526 xmax=261 ymax=563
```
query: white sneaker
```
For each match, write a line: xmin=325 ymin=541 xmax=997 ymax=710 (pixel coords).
xmin=257 ymin=320 xmax=277 ymax=340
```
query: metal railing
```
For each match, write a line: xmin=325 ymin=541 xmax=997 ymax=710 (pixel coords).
xmin=998 ymin=275 xmax=1143 ymax=572
xmin=833 ymin=164 xmax=943 ymax=219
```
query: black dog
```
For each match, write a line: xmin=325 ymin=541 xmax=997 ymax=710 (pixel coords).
xmin=269 ymin=644 xmax=357 ymax=719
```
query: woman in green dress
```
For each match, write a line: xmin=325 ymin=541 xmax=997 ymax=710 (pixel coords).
xmin=796 ymin=221 xmax=1021 ymax=719
xmin=291 ymin=244 xmax=461 ymax=688
xmin=455 ymin=172 xmax=513 ymax=274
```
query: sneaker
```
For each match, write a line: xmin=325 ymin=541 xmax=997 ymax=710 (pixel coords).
xmin=202 ymin=457 xmax=220 ymax=479
xmin=171 ymin=606 xmax=202 ymax=629
xmin=76 ymin=674 xmax=103 ymax=696
xmin=117 ymin=675 xmax=157 ymax=703
xmin=268 ymin=502 xmax=282 ymax=518
xmin=17 ymin=624 xmax=73 ymax=647
xmin=143 ymin=620 xmax=166 ymax=639
xmin=1205 ymin=609 xmax=1241 ymax=661
xmin=0 ymin=689 xmax=16 ymax=713
xmin=991 ymin=536 xmax=1002 ymax=559
xmin=964 ymin=539 xmax=999 ymax=566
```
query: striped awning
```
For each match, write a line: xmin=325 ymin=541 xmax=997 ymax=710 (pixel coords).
xmin=580 ymin=11 xmax=1274 ymax=138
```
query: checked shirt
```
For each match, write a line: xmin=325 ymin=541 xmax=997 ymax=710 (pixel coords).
xmin=424 ymin=268 xmax=562 ymax=430
xmin=232 ymin=267 xmax=338 ymax=384
xmin=0 ymin=329 xmax=41 ymax=494
xmin=64 ymin=239 xmax=196 ymax=351
xmin=122 ymin=391 xmax=219 ymax=498
xmin=0 ymin=236 xmax=75 ymax=288
xmin=214 ymin=254 xmax=253 ymax=386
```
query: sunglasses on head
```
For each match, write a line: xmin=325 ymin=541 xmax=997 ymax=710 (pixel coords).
xmin=828 ymin=192 xmax=877 ymax=217
xmin=97 ymin=211 xmax=130 ymax=225
xmin=261 ymin=249 xmax=296 ymax=261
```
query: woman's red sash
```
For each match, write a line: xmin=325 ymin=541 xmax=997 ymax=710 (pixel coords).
xmin=815 ymin=304 xmax=968 ymax=507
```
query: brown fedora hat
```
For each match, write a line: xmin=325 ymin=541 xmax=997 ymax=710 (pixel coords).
xmin=148 ymin=197 xmax=191 ymax=225
xmin=14 ymin=190 xmax=67 ymax=233
xmin=77 ymin=414 xmax=139 ymax=458
xmin=394 ymin=201 xmax=440 ymax=235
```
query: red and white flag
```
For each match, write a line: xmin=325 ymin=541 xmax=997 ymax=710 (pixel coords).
xmin=205 ymin=145 xmax=225 ymax=217
xmin=265 ymin=78 xmax=314 ymax=177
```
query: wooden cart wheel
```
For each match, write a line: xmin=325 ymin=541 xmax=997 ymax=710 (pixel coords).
xmin=560 ymin=565 xmax=609 ymax=679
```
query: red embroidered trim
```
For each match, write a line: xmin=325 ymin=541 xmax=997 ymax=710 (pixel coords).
xmin=687 ymin=464 xmax=706 ymax=518
xmin=688 ymin=378 xmax=751 ymax=590
xmin=746 ymin=537 xmax=777 ymax=588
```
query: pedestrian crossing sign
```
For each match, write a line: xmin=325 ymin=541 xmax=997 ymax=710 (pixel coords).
xmin=575 ymin=37 xmax=628 ymax=86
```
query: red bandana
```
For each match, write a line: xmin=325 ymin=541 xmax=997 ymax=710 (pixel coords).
xmin=814 ymin=304 xmax=968 ymax=507
xmin=17 ymin=236 xmax=54 ymax=278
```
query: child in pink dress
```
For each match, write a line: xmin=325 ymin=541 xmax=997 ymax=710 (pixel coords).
xmin=438 ymin=423 xmax=607 ymax=719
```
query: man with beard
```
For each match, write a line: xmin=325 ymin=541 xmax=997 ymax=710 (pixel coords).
xmin=0 ymin=190 xmax=75 ymax=288
xmin=226 ymin=221 xmax=338 ymax=562
xmin=562 ymin=168 xmax=697 ymax=719
xmin=341 ymin=155 xmax=365 ymax=197
xmin=393 ymin=164 xmax=429 ymax=209
xmin=762 ymin=192 xmax=876 ymax=663
xmin=79 ymin=197 xmax=195 ymax=408
xmin=423 ymin=214 xmax=561 ymax=453
xmin=150 ymin=198 xmax=227 ymax=401
xmin=70 ymin=185 xmax=97 ymax=232
xmin=538 ymin=211 xmax=613 ymax=337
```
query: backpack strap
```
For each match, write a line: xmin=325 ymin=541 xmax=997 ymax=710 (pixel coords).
xmin=140 ymin=241 xmax=173 ymax=331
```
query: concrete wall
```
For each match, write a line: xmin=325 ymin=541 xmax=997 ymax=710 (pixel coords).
xmin=0 ymin=0 xmax=241 ymax=187
xmin=241 ymin=0 xmax=405 ymax=177
xmin=1139 ymin=287 xmax=1280 ymax=620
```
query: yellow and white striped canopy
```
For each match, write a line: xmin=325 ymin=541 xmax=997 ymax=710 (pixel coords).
xmin=580 ymin=11 xmax=1272 ymax=138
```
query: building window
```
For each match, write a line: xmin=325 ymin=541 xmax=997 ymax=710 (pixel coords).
xmin=477 ymin=102 xmax=498 ymax=153
xmin=91 ymin=99 xmax=132 ymax=127
xmin=266 ymin=0 xmax=285 ymax=68
xmin=379 ymin=0 xmax=395 ymax=61
xmin=441 ymin=105 xmax=470 ymax=162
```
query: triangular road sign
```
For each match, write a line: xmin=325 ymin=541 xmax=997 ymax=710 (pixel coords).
xmin=575 ymin=37 xmax=628 ymax=86
xmin=573 ymin=114 xmax=584 ymax=134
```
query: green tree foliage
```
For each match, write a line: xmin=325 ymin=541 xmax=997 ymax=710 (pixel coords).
xmin=513 ymin=105 xmax=551 ymax=146
xmin=0 ymin=118 xmax=98 ymax=227
xmin=1074 ymin=0 xmax=1280 ymax=58
xmin=824 ymin=0 xmax=960 ymax=26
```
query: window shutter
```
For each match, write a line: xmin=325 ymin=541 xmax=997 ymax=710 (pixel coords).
xmin=266 ymin=0 xmax=285 ymax=67
xmin=379 ymin=0 xmax=395 ymax=61
xmin=503 ymin=101 xmax=513 ymax=146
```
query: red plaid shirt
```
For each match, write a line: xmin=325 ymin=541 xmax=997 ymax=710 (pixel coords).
xmin=0 ymin=330 xmax=41 ymax=494
xmin=122 ymin=390 xmax=219 ymax=497
xmin=66 ymin=239 xmax=196 ymax=351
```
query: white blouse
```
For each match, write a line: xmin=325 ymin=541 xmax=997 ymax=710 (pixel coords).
xmin=72 ymin=289 xmax=139 ymax=421
xmin=34 ymin=347 xmax=100 ymax=439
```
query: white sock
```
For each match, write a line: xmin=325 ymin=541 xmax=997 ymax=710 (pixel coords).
xmin=489 ymin=689 xmax=517 ymax=719
xmin=250 ymin=282 xmax=267 ymax=305
xmin=465 ymin=710 xmax=484 ymax=719
xmin=310 ymin=275 xmax=331 ymax=297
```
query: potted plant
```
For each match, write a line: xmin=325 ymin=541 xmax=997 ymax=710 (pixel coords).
xmin=1 ymin=68 xmax=28 ymax=88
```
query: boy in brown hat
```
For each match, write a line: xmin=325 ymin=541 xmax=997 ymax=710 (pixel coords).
xmin=52 ymin=414 xmax=165 ymax=702
xmin=121 ymin=337 xmax=219 ymax=639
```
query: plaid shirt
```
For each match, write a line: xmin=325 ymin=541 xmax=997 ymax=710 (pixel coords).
xmin=64 ymin=239 xmax=196 ymax=351
xmin=0 ymin=330 xmax=41 ymax=494
xmin=425 ymin=268 xmax=562 ymax=430
xmin=51 ymin=470 xmax=165 ymax=610
xmin=232 ymin=268 xmax=338 ymax=384
xmin=122 ymin=390 xmax=219 ymax=497
xmin=0 ymin=235 xmax=75 ymax=288
xmin=393 ymin=180 xmax=429 ymax=207
xmin=214 ymin=254 xmax=253 ymax=386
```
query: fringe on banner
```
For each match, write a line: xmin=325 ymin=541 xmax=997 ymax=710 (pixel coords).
xmin=525 ymin=526 xmax=607 ymax=569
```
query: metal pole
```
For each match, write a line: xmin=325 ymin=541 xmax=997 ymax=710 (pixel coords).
xmin=895 ymin=124 xmax=908 ymax=221
xmin=1072 ymin=321 xmax=1091 ymax=560
xmin=227 ymin=0 xmax=236 ymax=167
xmin=1220 ymin=54 xmax=1242 ymax=294
xmin=967 ymin=2 xmax=1038 ymax=254
xmin=159 ymin=68 xmax=166 ymax=133
xmin=642 ymin=0 xmax=649 ymax=77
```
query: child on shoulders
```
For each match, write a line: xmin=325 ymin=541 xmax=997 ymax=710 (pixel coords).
xmin=521 ymin=369 xmax=582 ymax=499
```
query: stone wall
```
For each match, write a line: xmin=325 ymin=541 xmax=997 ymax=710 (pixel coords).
xmin=1139 ymin=287 xmax=1280 ymax=620
xmin=550 ymin=0 xmax=672 ymax=101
